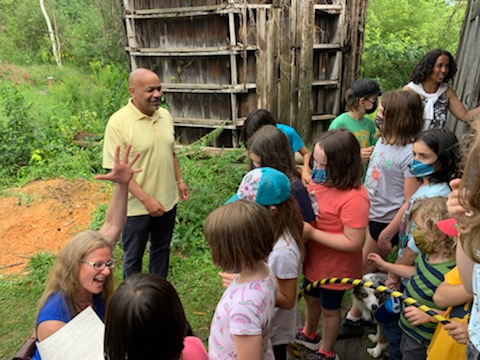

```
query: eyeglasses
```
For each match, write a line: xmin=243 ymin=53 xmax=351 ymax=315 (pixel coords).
xmin=81 ymin=260 xmax=116 ymax=271
xmin=364 ymin=98 xmax=377 ymax=104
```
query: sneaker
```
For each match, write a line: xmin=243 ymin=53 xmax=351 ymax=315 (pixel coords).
xmin=308 ymin=351 xmax=340 ymax=360
xmin=295 ymin=327 xmax=321 ymax=351
xmin=337 ymin=317 xmax=363 ymax=339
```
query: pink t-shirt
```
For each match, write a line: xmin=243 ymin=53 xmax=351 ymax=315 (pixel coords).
xmin=208 ymin=268 xmax=277 ymax=359
xmin=182 ymin=336 xmax=208 ymax=360
xmin=304 ymin=184 xmax=369 ymax=290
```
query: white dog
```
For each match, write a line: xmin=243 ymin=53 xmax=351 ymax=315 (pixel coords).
xmin=351 ymin=272 xmax=389 ymax=358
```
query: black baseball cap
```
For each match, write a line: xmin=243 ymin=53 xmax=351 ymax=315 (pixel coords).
xmin=351 ymin=78 xmax=382 ymax=97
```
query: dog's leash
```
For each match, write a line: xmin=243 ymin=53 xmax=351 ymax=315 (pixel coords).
xmin=290 ymin=277 xmax=450 ymax=359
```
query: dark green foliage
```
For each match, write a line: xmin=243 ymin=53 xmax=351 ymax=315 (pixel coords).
xmin=0 ymin=85 xmax=39 ymax=176
xmin=362 ymin=0 xmax=466 ymax=90
xmin=173 ymin=147 xmax=247 ymax=254
xmin=0 ymin=0 xmax=125 ymax=67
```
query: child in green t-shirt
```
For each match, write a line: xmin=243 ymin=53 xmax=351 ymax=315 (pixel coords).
xmin=328 ymin=78 xmax=381 ymax=178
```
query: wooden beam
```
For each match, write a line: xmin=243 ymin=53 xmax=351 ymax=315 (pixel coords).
xmin=311 ymin=80 xmax=340 ymax=87
xmin=313 ymin=43 xmax=342 ymax=50
xmin=313 ymin=4 xmax=343 ymax=12
xmin=471 ymin=0 xmax=480 ymax=20
xmin=296 ymin=0 xmax=315 ymax=141
xmin=127 ymin=46 xmax=257 ymax=57
xmin=173 ymin=118 xmax=236 ymax=129
xmin=256 ymin=7 xmax=268 ymax=108
xmin=162 ymin=83 xmax=256 ymax=93
xmin=311 ymin=114 xmax=337 ymax=121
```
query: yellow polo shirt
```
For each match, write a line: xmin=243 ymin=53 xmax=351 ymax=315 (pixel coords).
xmin=103 ymin=99 xmax=179 ymax=216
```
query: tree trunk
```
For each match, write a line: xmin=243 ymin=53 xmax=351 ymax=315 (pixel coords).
xmin=39 ymin=0 xmax=62 ymax=67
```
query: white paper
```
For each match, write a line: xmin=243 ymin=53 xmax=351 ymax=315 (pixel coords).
xmin=37 ymin=306 xmax=104 ymax=360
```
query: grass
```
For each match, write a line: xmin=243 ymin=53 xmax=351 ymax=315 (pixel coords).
xmin=0 ymin=252 xmax=55 ymax=358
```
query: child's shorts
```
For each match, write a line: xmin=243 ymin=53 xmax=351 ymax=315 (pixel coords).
xmin=302 ymin=278 xmax=345 ymax=310
xmin=369 ymin=220 xmax=399 ymax=246
xmin=467 ymin=342 xmax=480 ymax=360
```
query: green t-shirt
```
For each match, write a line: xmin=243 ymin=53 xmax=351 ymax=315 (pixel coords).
xmin=328 ymin=112 xmax=378 ymax=147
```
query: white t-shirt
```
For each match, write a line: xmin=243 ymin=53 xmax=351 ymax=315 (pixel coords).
xmin=268 ymin=231 xmax=302 ymax=346
xmin=208 ymin=267 xmax=277 ymax=360
xmin=469 ymin=263 xmax=480 ymax=350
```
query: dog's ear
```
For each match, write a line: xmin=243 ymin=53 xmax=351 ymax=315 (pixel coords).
xmin=352 ymin=285 xmax=362 ymax=295
xmin=377 ymin=291 xmax=389 ymax=304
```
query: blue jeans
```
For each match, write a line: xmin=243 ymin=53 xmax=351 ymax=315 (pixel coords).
xmin=122 ymin=206 xmax=177 ymax=279
xmin=382 ymin=312 xmax=402 ymax=360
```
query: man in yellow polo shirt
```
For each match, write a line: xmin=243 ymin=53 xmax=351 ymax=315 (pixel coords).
xmin=102 ymin=68 xmax=189 ymax=278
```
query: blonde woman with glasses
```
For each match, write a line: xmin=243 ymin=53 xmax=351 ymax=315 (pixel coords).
xmin=31 ymin=144 xmax=140 ymax=360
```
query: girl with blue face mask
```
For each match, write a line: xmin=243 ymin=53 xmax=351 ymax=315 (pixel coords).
xmin=398 ymin=127 xmax=460 ymax=262
xmin=296 ymin=129 xmax=369 ymax=360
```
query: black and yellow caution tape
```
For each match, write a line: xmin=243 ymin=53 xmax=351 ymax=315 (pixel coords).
xmin=290 ymin=277 xmax=450 ymax=359
xmin=299 ymin=277 xmax=449 ymax=325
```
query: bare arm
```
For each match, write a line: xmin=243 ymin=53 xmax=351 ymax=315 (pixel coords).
xmin=37 ymin=320 xmax=66 ymax=342
xmin=433 ymin=281 xmax=472 ymax=308
xmin=367 ymin=252 xmax=416 ymax=278
xmin=447 ymin=85 xmax=480 ymax=123
xmin=128 ymin=177 xmax=166 ymax=216
xmin=234 ymin=335 xmax=263 ymax=360
xmin=383 ymin=246 xmax=417 ymax=289
xmin=304 ymin=222 xmax=365 ymax=252
xmin=456 ymin=240 xmax=474 ymax=294
xmin=173 ymin=152 xmax=190 ymax=201
xmin=275 ymin=278 xmax=298 ymax=310
xmin=219 ymin=273 xmax=297 ymax=310
xmin=447 ymin=178 xmax=475 ymax=294
xmin=98 ymin=145 xmax=141 ymax=244
xmin=300 ymin=148 xmax=312 ymax=186
xmin=378 ymin=177 xmax=420 ymax=254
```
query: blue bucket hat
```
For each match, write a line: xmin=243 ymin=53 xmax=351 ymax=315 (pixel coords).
xmin=226 ymin=167 xmax=291 ymax=206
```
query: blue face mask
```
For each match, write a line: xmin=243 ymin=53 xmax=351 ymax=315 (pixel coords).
xmin=311 ymin=163 xmax=328 ymax=184
xmin=410 ymin=159 xmax=435 ymax=178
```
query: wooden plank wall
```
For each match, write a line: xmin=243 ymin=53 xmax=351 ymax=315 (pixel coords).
xmin=450 ymin=0 xmax=480 ymax=136
xmin=122 ymin=0 xmax=366 ymax=146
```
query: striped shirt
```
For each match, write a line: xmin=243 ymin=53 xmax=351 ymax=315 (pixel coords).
xmin=399 ymin=253 xmax=456 ymax=344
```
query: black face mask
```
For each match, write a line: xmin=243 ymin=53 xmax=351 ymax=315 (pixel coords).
xmin=365 ymin=100 xmax=378 ymax=114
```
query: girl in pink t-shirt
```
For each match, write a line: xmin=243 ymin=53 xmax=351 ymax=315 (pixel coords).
xmin=295 ymin=129 xmax=370 ymax=360
xmin=205 ymin=200 xmax=278 ymax=360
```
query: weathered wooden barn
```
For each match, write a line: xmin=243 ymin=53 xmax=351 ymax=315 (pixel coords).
xmin=450 ymin=0 xmax=480 ymax=134
xmin=122 ymin=0 xmax=367 ymax=146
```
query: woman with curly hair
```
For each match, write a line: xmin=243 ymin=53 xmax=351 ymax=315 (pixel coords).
xmin=403 ymin=48 xmax=480 ymax=129
xmin=32 ymin=145 xmax=140 ymax=360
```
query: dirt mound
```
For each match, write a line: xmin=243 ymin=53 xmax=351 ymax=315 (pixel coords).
xmin=0 ymin=179 xmax=109 ymax=275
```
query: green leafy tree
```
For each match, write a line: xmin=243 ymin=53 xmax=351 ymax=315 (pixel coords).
xmin=363 ymin=0 xmax=467 ymax=90
xmin=0 ymin=0 xmax=125 ymax=67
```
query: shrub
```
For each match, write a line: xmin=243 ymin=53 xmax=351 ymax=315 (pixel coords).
xmin=0 ymin=85 xmax=39 ymax=176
